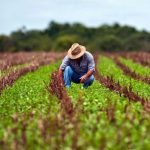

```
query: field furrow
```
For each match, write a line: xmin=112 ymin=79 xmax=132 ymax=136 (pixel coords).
xmin=0 ymin=63 xmax=29 ymax=78
xmin=0 ymin=63 xmax=61 ymax=149
xmin=45 ymin=68 xmax=150 ymax=149
xmin=66 ymin=81 xmax=150 ymax=149
xmin=0 ymin=62 xmax=59 ymax=115
xmin=113 ymin=57 xmax=150 ymax=85
xmin=119 ymin=57 xmax=150 ymax=77
xmin=120 ymin=52 xmax=150 ymax=68
xmin=98 ymin=55 xmax=150 ymax=100
xmin=0 ymin=52 xmax=150 ymax=149
xmin=0 ymin=52 xmax=64 ymax=70
xmin=49 ymin=70 xmax=75 ymax=118
xmin=95 ymin=56 xmax=150 ymax=112
xmin=0 ymin=55 xmax=62 ymax=94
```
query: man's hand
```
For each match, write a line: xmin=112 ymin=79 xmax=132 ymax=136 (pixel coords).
xmin=80 ymin=69 xmax=94 ymax=83
xmin=80 ymin=74 xmax=88 ymax=83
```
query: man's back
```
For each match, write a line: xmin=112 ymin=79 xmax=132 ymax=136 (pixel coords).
xmin=60 ymin=51 xmax=95 ymax=75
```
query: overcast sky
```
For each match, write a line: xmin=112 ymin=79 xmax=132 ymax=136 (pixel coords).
xmin=0 ymin=0 xmax=150 ymax=35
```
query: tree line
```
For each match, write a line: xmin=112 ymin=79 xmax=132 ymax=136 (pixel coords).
xmin=0 ymin=21 xmax=150 ymax=52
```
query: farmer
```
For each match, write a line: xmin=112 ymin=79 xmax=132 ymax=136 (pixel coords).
xmin=58 ymin=43 xmax=95 ymax=88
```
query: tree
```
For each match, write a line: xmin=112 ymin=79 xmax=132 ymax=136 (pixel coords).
xmin=97 ymin=35 xmax=122 ymax=51
xmin=45 ymin=21 xmax=67 ymax=37
xmin=0 ymin=35 xmax=13 ymax=52
xmin=0 ymin=21 xmax=150 ymax=52
xmin=124 ymin=33 xmax=150 ymax=51
xmin=53 ymin=35 xmax=81 ymax=51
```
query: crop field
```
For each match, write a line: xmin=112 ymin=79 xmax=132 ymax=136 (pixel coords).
xmin=0 ymin=52 xmax=150 ymax=150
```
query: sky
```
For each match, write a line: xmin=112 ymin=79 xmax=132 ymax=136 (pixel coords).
xmin=0 ymin=0 xmax=150 ymax=35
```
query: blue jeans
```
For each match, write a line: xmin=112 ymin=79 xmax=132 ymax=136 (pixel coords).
xmin=63 ymin=66 xmax=94 ymax=88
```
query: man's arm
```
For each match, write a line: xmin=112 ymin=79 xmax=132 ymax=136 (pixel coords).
xmin=80 ymin=52 xmax=95 ymax=83
xmin=80 ymin=69 xmax=94 ymax=83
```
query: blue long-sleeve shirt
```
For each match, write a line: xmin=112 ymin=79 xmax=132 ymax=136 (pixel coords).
xmin=59 ymin=51 xmax=95 ymax=75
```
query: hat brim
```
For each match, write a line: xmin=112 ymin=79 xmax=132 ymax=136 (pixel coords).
xmin=67 ymin=45 xmax=86 ymax=59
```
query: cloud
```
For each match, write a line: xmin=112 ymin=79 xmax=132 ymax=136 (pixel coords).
xmin=0 ymin=0 xmax=150 ymax=34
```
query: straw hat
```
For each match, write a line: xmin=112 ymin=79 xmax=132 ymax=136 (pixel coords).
xmin=67 ymin=43 xmax=86 ymax=59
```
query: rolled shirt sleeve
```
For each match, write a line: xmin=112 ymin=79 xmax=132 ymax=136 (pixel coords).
xmin=87 ymin=53 xmax=95 ymax=71
xmin=59 ymin=56 xmax=70 ymax=71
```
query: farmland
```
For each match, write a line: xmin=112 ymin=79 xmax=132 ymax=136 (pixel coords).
xmin=0 ymin=52 xmax=150 ymax=150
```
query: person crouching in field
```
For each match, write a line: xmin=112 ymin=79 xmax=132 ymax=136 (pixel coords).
xmin=58 ymin=43 xmax=95 ymax=88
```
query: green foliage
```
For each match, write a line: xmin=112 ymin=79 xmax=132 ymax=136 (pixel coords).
xmin=0 ymin=63 xmax=29 ymax=78
xmin=46 ymin=21 xmax=71 ymax=37
xmin=97 ymin=35 xmax=122 ymax=51
xmin=10 ymin=30 xmax=52 ymax=51
xmin=120 ymin=57 xmax=150 ymax=77
xmin=0 ymin=58 xmax=150 ymax=149
xmin=0 ymin=63 xmax=59 ymax=113
xmin=0 ymin=62 xmax=60 ymax=138
xmin=0 ymin=21 xmax=150 ymax=52
xmin=0 ymin=35 xmax=13 ymax=52
xmin=98 ymin=56 xmax=150 ymax=99
xmin=123 ymin=32 xmax=150 ymax=51
xmin=66 ymin=81 xmax=150 ymax=149
xmin=115 ymin=25 xmax=137 ymax=38
xmin=53 ymin=35 xmax=81 ymax=51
